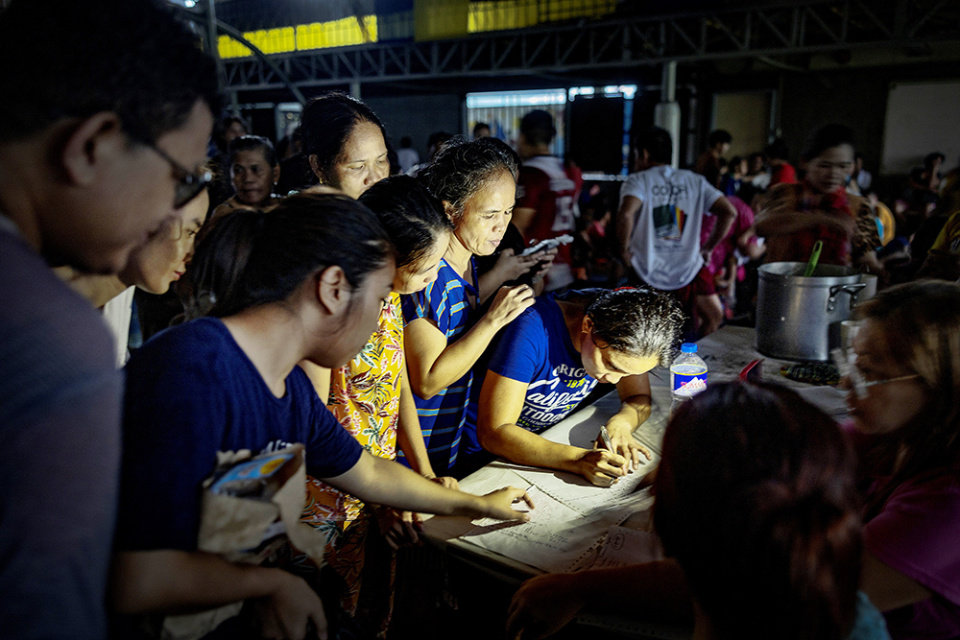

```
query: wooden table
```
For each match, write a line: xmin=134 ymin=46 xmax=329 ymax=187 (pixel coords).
xmin=415 ymin=325 xmax=846 ymax=639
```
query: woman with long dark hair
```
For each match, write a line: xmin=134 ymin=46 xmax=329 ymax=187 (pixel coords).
xmin=109 ymin=193 xmax=531 ymax=639
xmin=297 ymin=177 xmax=458 ymax=636
xmin=508 ymin=382 xmax=889 ymax=640
xmin=841 ymin=280 xmax=960 ymax=638
xmin=300 ymin=92 xmax=390 ymax=199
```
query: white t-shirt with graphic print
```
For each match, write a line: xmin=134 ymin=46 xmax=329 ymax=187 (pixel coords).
xmin=620 ymin=165 xmax=722 ymax=290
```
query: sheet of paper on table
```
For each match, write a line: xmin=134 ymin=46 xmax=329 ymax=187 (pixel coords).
xmin=462 ymin=485 xmax=616 ymax=573
xmin=513 ymin=458 xmax=657 ymax=518
xmin=460 ymin=467 xmax=659 ymax=574
xmin=570 ymin=524 xmax=665 ymax=573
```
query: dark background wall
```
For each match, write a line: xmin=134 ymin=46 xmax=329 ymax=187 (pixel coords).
xmin=777 ymin=64 xmax=959 ymax=199
xmin=366 ymin=93 xmax=462 ymax=159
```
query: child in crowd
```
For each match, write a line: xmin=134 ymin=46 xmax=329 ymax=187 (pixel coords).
xmin=300 ymin=92 xmax=390 ymax=199
xmin=403 ymin=137 xmax=536 ymax=475
xmin=470 ymin=288 xmax=683 ymax=485
xmin=720 ymin=155 xmax=747 ymax=196
xmin=110 ymin=194 xmax=532 ymax=639
xmin=571 ymin=189 xmax=618 ymax=285
xmin=699 ymin=194 xmax=764 ymax=318
xmin=208 ymin=135 xmax=281 ymax=221
xmin=840 ymin=281 xmax=960 ymax=638
xmin=765 ymin=137 xmax=798 ymax=186
xmin=507 ymin=382 xmax=890 ymax=640
xmin=756 ymin=123 xmax=882 ymax=275
xmin=745 ymin=151 xmax=771 ymax=191
xmin=297 ymin=176 xmax=457 ymax=637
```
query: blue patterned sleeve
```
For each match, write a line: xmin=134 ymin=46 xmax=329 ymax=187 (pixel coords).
xmin=400 ymin=273 xmax=451 ymax=336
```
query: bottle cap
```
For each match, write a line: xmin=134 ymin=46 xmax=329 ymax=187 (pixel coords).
xmin=680 ymin=343 xmax=698 ymax=353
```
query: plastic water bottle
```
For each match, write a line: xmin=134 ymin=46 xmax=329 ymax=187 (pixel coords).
xmin=670 ymin=343 xmax=708 ymax=416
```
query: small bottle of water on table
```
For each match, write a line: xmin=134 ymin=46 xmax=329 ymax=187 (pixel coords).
xmin=670 ymin=343 xmax=708 ymax=416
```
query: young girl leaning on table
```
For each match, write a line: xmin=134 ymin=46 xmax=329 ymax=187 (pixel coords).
xmin=464 ymin=287 xmax=684 ymax=485
xmin=109 ymin=193 xmax=532 ymax=640
xmin=507 ymin=381 xmax=891 ymax=640
xmin=296 ymin=176 xmax=459 ymax=636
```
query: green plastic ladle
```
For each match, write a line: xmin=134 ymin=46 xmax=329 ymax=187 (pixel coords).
xmin=803 ymin=240 xmax=823 ymax=277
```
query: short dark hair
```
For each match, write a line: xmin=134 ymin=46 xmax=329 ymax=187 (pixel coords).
xmin=707 ymin=129 xmax=732 ymax=148
xmin=655 ymin=382 xmax=862 ymax=640
xmin=473 ymin=122 xmax=491 ymax=137
xmin=0 ymin=0 xmax=219 ymax=144
xmin=228 ymin=135 xmax=278 ymax=168
xmin=765 ymin=138 xmax=790 ymax=161
xmin=577 ymin=288 xmax=683 ymax=367
xmin=519 ymin=110 xmax=556 ymax=146
xmin=631 ymin=126 xmax=673 ymax=165
xmin=924 ymin=151 xmax=946 ymax=169
xmin=428 ymin=131 xmax=454 ymax=149
xmin=800 ymin=124 xmax=856 ymax=162
xmin=400 ymin=136 xmax=413 ymax=148
xmin=216 ymin=115 xmax=250 ymax=145
xmin=359 ymin=176 xmax=452 ymax=269
xmin=418 ymin=136 xmax=520 ymax=218
xmin=300 ymin=92 xmax=387 ymax=187
xmin=185 ymin=193 xmax=392 ymax=319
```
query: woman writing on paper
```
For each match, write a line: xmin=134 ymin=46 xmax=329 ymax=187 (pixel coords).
xmin=468 ymin=287 xmax=683 ymax=485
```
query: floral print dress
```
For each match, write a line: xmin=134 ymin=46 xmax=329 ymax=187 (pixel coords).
xmin=300 ymin=291 xmax=405 ymax=631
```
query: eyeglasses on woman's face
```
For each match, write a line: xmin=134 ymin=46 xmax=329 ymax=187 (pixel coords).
xmin=831 ymin=348 xmax=920 ymax=399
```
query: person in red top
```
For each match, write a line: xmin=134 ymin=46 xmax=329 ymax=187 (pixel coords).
xmin=756 ymin=124 xmax=882 ymax=275
xmin=514 ymin=110 xmax=584 ymax=291
xmin=765 ymin=138 xmax=798 ymax=187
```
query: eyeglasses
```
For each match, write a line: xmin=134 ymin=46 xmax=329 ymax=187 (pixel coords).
xmin=831 ymin=348 xmax=920 ymax=399
xmin=143 ymin=141 xmax=212 ymax=209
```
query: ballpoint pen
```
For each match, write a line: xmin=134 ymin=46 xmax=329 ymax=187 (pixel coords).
xmin=599 ymin=425 xmax=613 ymax=450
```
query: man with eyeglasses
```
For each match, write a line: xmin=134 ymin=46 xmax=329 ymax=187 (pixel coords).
xmin=0 ymin=0 xmax=218 ymax=637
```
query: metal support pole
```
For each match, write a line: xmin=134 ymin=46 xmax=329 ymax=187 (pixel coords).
xmin=654 ymin=61 xmax=681 ymax=167
xmin=204 ymin=0 xmax=237 ymax=112
xmin=350 ymin=81 xmax=362 ymax=100
xmin=661 ymin=60 xmax=677 ymax=103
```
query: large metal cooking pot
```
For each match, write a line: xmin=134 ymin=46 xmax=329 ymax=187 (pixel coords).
xmin=756 ymin=262 xmax=875 ymax=361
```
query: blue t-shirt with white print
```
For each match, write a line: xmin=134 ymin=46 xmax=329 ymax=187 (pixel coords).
xmin=486 ymin=292 xmax=598 ymax=433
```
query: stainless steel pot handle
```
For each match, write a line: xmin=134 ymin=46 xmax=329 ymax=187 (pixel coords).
xmin=827 ymin=283 xmax=867 ymax=312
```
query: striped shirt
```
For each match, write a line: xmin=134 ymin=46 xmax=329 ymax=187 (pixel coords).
xmin=401 ymin=257 xmax=478 ymax=473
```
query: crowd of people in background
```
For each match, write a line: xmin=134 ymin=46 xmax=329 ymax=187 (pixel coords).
xmin=2 ymin=1 xmax=960 ymax=640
